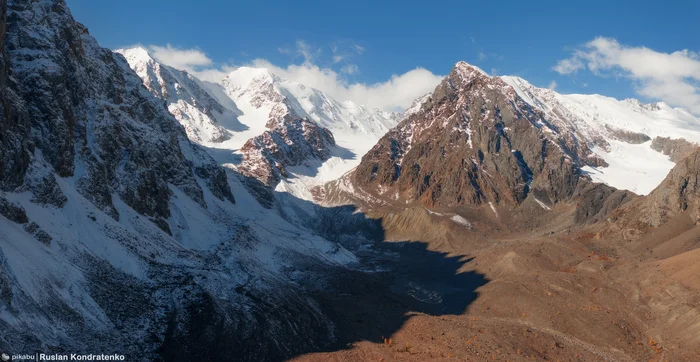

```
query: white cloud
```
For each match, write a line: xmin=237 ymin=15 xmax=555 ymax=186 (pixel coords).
xmin=295 ymin=39 xmax=318 ymax=63
xmin=341 ymin=64 xmax=359 ymax=75
xmin=331 ymin=42 xmax=364 ymax=63
xmin=139 ymin=44 xmax=232 ymax=82
xmin=353 ymin=43 xmax=365 ymax=55
xmin=552 ymin=58 xmax=583 ymax=74
xmin=193 ymin=66 xmax=236 ymax=83
xmin=554 ymin=37 xmax=700 ymax=114
xmin=547 ymin=80 xmax=557 ymax=90
xmin=149 ymin=44 xmax=212 ymax=72
xmin=476 ymin=51 xmax=503 ymax=62
xmin=248 ymin=59 xmax=442 ymax=112
xmin=141 ymin=42 xmax=443 ymax=111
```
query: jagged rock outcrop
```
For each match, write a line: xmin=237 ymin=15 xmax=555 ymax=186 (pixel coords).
xmin=572 ymin=182 xmax=636 ymax=224
xmin=604 ymin=148 xmax=700 ymax=242
xmin=501 ymin=76 xmax=700 ymax=195
xmin=637 ymin=149 xmax=700 ymax=227
xmin=605 ymin=125 xmax=650 ymax=144
xmin=651 ymin=136 xmax=698 ymax=162
xmin=4 ymin=0 xmax=233 ymax=226
xmin=351 ymin=62 xmax=583 ymax=208
xmin=239 ymin=116 xmax=335 ymax=186
xmin=0 ymin=0 xmax=29 ymax=191
xmin=220 ymin=67 xmax=398 ymax=187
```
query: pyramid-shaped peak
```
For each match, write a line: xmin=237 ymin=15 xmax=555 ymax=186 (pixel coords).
xmin=452 ymin=61 xmax=490 ymax=77
xmin=115 ymin=46 xmax=155 ymax=64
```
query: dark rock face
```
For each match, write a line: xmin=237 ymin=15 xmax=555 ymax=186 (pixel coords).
xmin=637 ymin=149 xmax=700 ymax=227
xmin=0 ymin=194 xmax=27 ymax=223
xmin=605 ymin=125 xmax=651 ymax=144
xmin=352 ymin=62 xmax=582 ymax=208
xmin=651 ymin=136 xmax=698 ymax=163
xmin=0 ymin=2 xmax=356 ymax=359
xmin=605 ymin=148 xmax=700 ymax=241
xmin=159 ymin=284 xmax=333 ymax=362
xmin=572 ymin=181 xmax=636 ymax=224
xmin=240 ymin=115 xmax=335 ymax=186
xmin=0 ymin=0 xmax=30 ymax=191
xmin=0 ymin=193 xmax=53 ymax=243
xmin=3 ymin=0 xmax=233 ymax=226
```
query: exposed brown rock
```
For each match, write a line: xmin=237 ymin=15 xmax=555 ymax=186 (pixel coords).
xmin=352 ymin=62 xmax=584 ymax=208
xmin=639 ymin=148 xmax=700 ymax=226
xmin=2 ymin=0 xmax=234 ymax=226
xmin=604 ymin=125 xmax=651 ymax=144
xmin=572 ymin=181 xmax=636 ymax=224
xmin=651 ymin=136 xmax=698 ymax=162
xmin=239 ymin=116 xmax=335 ymax=186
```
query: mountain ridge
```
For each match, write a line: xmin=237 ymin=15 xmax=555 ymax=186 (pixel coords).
xmin=3 ymin=2 xmax=700 ymax=361
xmin=0 ymin=1 xmax=359 ymax=359
xmin=120 ymin=47 xmax=402 ymax=194
xmin=115 ymin=46 xmax=244 ymax=144
xmin=501 ymin=74 xmax=700 ymax=194
xmin=333 ymin=61 xmax=586 ymax=209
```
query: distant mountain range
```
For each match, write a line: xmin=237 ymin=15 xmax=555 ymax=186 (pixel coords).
xmin=119 ymin=47 xmax=401 ymax=198
xmin=120 ymin=49 xmax=699 ymax=200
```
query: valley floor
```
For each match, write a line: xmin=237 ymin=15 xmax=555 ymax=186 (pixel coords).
xmin=289 ymin=202 xmax=700 ymax=361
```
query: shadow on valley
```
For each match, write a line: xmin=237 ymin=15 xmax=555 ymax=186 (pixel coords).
xmin=157 ymin=173 xmax=487 ymax=362
xmin=259 ymin=178 xmax=487 ymax=360
xmin=309 ymin=238 xmax=487 ymax=356
xmin=306 ymin=204 xmax=487 ymax=359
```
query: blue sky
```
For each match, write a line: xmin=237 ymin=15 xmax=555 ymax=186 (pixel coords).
xmin=67 ymin=0 xmax=700 ymax=112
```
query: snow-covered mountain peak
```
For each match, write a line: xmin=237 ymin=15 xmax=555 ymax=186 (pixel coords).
xmin=453 ymin=60 xmax=489 ymax=77
xmin=223 ymin=67 xmax=279 ymax=94
xmin=220 ymin=66 xmax=400 ymax=138
xmin=501 ymin=75 xmax=700 ymax=194
xmin=116 ymin=46 xmax=241 ymax=144
xmin=403 ymin=93 xmax=432 ymax=118
xmin=221 ymin=66 xmax=287 ymax=112
xmin=116 ymin=46 xmax=153 ymax=63
xmin=117 ymin=47 xmax=405 ymax=198
xmin=500 ymin=75 xmax=558 ymax=111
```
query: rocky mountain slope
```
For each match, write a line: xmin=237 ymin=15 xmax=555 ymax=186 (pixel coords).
xmin=605 ymin=147 xmax=700 ymax=239
xmin=502 ymin=76 xmax=700 ymax=194
xmin=238 ymin=116 xmax=336 ymax=186
xmin=4 ymin=1 xmax=700 ymax=361
xmin=333 ymin=62 xmax=592 ymax=209
xmin=115 ymin=47 xmax=243 ymax=144
xmin=0 ymin=1 xmax=361 ymax=360
xmin=318 ymin=63 xmax=699 ymax=211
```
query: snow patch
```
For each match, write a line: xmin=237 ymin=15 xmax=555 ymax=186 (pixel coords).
xmin=581 ymin=140 xmax=675 ymax=195
xmin=450 ymin=215 xmax=472 ymax=229
xmin=488 ymin=202 xmax=498 ymax=216
xmin=534 ymin=198 xmax=551 ymax=211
